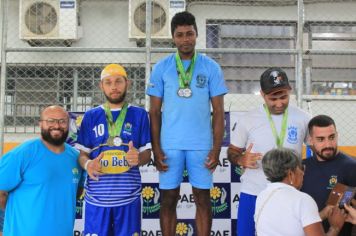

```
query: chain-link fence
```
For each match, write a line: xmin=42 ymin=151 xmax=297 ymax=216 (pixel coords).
xmin=1 ymin=0 xmax=356 ymax=149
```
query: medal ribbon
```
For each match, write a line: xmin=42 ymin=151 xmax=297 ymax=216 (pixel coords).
xmin=104 ymin=102 xmax=128 ymax=138
xmin=175 ymin=51 xmax=197 ymax=88
xmin=263 ymin=105 xmax=288 ymax=148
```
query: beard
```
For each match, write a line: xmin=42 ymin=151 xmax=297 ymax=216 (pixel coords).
xmin=41 ymin=128 xmax=69 ymax=146
xmin=104 ymin=90 xmax=127 ymax=105
xmin=313 ymin=147 xmax=337 ymax=161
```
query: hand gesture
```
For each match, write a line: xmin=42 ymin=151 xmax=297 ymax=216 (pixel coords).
xmin=126 ymin=141 xmax=139 ymax=167
xmin=319 ymin=205 xmax=333 ymax=220
xmin=240 ymin=143 xmax=262 ymax=169
xmin=86 ymin=153 xmax=104 ymax=181
xmin=153 ymin=149 xmax=168 ymax=172
xmin=205 ymin=149 xmax=221 ymax=172
xmin=344 ymin=204 xmax=356 ymax=224
xmin=328 ymin=206 xmax=345 ymax=231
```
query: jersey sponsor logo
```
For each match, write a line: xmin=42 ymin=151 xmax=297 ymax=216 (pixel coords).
xmin=328 ymin=175 xmax=338 ymax=189
xmin=196 ymin=74 xmax=207 ymax=88
xmin=142 ymin=185 xmax=160 ymax=217
xmin=100 ymin=150 xmax=130 ymax=174
xmin=287 ymin=126 xmax=298 ymax=144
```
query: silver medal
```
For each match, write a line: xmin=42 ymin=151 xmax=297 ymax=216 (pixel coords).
xmin=183 ymin=88 xmax=192 ymax=98
xmin=113 ymin=136 xmax=122 ymax=146
xmin=177 ymin=88 xmax=185 ymax=97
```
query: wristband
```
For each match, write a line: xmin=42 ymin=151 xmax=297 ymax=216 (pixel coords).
xmin=84 ymin=159 xmax=92 ymax=171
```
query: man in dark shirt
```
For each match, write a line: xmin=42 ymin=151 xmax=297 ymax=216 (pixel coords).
xmin=301 ymin=115 xmax=356 ymax=235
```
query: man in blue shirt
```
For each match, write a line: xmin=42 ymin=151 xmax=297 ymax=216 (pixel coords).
xmin=76 ymin=64 xmax=152 ymax=236
xmin=147 ymin=11 xmax=228 ymax=236
xmin=0 ymin=105 xmax=81 ymax=236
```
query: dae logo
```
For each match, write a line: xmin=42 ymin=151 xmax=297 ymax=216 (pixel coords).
xmin=176 ymin=222 xmax=194 ymax=236
xmin=210 ymin=184 xmax=230 ymax=218
xmin=142 ymin=185 xmax=160 ymax=218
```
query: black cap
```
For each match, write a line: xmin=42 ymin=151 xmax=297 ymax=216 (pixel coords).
xmin=260 ymin=67 xmax=291 ymax=94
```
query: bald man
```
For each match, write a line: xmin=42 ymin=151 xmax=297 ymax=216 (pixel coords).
xmin=0 ymin=105 xmax=81 ymax=236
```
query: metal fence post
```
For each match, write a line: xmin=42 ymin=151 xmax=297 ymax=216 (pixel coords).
xmin=0 ymin=0 xmax=8 ymax=155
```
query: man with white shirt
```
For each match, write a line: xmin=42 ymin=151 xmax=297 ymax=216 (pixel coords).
xmin=227 ymin=67 xmax=311 ymax=236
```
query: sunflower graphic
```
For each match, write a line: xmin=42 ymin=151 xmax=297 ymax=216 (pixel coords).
xmin=75 ymin=115 xmax=83 ymax=127
xmin=142 ymin=186 xmax=154 ymax=200
xmin=176 ymin=222 xmax=188 ymax=236
xmin=210 ymin=186 xmax=221 ymax=200
xmin=210 ymin=186 xmax=228 ymax=215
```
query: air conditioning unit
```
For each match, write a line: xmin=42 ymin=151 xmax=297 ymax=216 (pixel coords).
xmin=129 ymin=0 xmax=186 ymax=39
xmin=19 ymin=0 xmax=79 ymax=41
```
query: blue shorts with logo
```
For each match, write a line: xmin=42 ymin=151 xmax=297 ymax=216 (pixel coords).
xmin=159 ymin=149 xmax=212 ymax=190
xmin=84 ymin=197 xmax=141 ymax=236
xmin=0 ymin=209 xmax=4 ymax=232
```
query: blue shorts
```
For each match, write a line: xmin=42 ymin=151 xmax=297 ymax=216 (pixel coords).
xmin=0 ymin=209 xmax=4 ymax=232
xmin=237 ymin=192 xmax=257 ymax=236
xmin=159 ymin=149 xmax=212 ymax=190
xmin=84 ymin=197 xmax=141 ymax=236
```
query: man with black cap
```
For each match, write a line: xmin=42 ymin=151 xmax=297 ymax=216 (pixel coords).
xmin=227 ymin=67 xmax=311 ymax=236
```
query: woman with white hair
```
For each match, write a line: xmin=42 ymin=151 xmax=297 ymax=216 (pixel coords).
xmin=255 ymin=148 xmax=344 ymax=236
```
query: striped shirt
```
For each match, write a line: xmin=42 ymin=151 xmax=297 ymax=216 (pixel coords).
xmin=76 ymin=104 xmax=151 ymax=207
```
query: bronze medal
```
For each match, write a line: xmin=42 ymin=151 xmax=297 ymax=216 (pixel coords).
xmin=107 ymin=137 xmax=114 ymax=146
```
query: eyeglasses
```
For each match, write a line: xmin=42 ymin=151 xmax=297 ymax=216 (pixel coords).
xmin=40 ymin=118 xmax=68 ymax=126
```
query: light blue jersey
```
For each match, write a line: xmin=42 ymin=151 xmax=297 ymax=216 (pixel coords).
xmin=0 ymin=139 xmax=81 ymax=236
xmin=146 ymin=53 xmax=228 ymax=150
xmin=75 ymin=105 xmax=151 ymax=207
